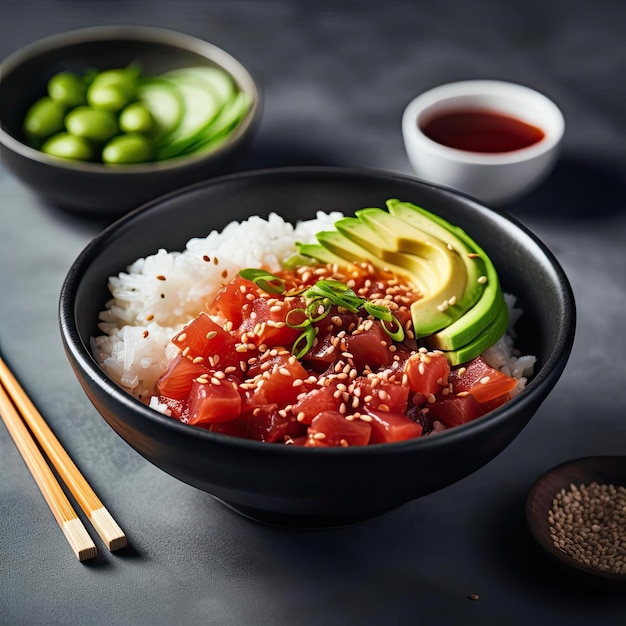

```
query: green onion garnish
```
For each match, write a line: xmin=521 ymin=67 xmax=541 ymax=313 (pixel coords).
xmin=238 ymin=268 xmax=285 ymax=294
xmin=238 ymin=270 xmax=405 ymax=358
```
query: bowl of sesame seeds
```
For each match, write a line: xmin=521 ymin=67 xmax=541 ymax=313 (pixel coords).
xmin=526 ymin=456 xmax=626 ymax=589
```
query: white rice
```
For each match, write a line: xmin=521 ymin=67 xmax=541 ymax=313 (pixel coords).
xmin=92 ymin=211 xmax=343 ymax=399
xmin=91 ymin=212 xmax=535 ymax=403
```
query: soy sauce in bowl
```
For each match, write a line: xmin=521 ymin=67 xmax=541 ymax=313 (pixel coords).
xmin=420 ymin=109 xmax=546 ymax=154
xmin=402 ymin=80 xmax=565 ymax=204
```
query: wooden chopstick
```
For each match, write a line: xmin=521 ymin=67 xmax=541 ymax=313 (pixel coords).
xmin=0 ymin=382 xmax=97 ymax=561
xmin=0 ymin=355 xmax=127 ymax=555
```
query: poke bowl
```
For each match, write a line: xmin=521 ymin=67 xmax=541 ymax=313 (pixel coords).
xmin=0 ymin=25 xmax=261 ymax=216
xmin=59 ymin=166 xmax=576 ymax=527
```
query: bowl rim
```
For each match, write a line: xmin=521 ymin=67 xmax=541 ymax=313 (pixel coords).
xmin=0 ymin=24 xmax=261 ymax=173
xmin=402 ymin=79 xmax=565 ymax=166
xmin=59 ymin=165 xmax=577 ymax=457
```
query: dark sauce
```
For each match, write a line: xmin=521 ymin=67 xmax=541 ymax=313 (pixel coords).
xmin=420 ymin=109 xmax=545 ymax=153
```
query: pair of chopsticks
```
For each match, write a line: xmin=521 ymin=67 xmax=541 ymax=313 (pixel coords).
xmin=0 ymin=354 xmax=126 ymax=561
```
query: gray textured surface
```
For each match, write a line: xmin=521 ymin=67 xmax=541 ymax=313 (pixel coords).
xmin=1 ymin=1 xmax=625 ymax=624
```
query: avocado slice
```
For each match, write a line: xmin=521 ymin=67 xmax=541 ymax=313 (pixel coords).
xmin=313 ymin=229 xmax=475 ymax=338
xmin=438 ymin=293 xmax=509 ymax=365
xmin=386 ymin=200 xmax=507 ymax=352
xmin=295 ymin=200 xmax=509 ymax=364
xmin=293 ymin=243 xmax=357 ymax=270
xmin=312 ymin=230 xmax=431 ymax=295
xmin=354 ymin=207 xmax=481 ymax=313
xmin=333 ymin=216 xmax=446 ymax=292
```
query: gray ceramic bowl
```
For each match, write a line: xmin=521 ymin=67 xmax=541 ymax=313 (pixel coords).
xmin=59 ymin=166 xmax=576 ymax=527
xmin=0 ymin=25 xmax=261 ymax=216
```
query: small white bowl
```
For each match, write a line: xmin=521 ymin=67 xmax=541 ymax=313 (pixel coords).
xmin=402 ymin=80 xmax=565 ymax=205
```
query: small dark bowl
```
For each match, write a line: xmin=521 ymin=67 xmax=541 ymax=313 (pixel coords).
xmin=59 ymin=166 xmax=576 ymax=527
xmin=526 ymin=456 xmax=626 ymax=589
xmin=0 ymin=25 xmax=261 ymax=217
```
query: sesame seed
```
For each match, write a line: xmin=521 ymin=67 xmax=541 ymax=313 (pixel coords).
xmin=478 ymin=275 xmax=488 ymax=284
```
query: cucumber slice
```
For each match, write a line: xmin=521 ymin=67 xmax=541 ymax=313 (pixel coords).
xmin=164 ymin=66 xmax=236 ymax=107
xmin=182 ymin=91 xmax=252 ymax=155
xmin=137 ymin=78 xmax=184 ymax=141
xmin=155 ymin=74 xmax=222 ymax=160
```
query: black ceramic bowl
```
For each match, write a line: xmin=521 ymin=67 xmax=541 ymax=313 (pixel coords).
xmin=59 ymin=166 xmax=576 ymax=527
xmin=0 ymin=25 xmax=261 ymax=216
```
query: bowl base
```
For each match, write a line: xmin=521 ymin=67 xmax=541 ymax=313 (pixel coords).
xmin=214 ymin=497 xmax=397 ymax=529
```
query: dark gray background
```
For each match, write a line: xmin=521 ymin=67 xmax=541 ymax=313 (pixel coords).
xmin=1 ymin=1 xmax=625 ymax=624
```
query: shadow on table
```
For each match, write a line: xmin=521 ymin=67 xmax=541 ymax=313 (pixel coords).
xmin=505 ymin=153 xmax=626 ymax=220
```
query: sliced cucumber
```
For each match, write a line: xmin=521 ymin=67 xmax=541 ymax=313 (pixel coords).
xmin=155 ymin=74 xmax=222 ymax=160
xmin=164 ymin=66 xmax=236 ymax=107
xmin=137 ymin=78 xmax=184 ymax=141
xmin=181 ymin=91 xmax=251 ymax=155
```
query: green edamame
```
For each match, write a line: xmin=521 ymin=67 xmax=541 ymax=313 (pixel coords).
xmin=65 ymin=107 xmax=119 ymax=142
xmin=23 ymin=97 xmax=65 ymax=140
xmin=89 ymin=68 xmax=138 ymax=96
xmin=119 ymin=103 xmax=155 ymax=134
xmin=87 ymin=84 xmax=132 ymax=112
xmin=22 ymin=63 xmax=249 ymax=165
xmin=41 ymin=133 xmax=94 ymax=161
xmin=47 ymin=72 xmax=87 ymax=108
xmin=87 ymin=68 xmax=138 ymax=111
xmin=102 ymin=133 xmax=153 ymax=164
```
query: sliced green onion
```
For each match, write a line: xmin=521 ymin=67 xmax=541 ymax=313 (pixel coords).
xmin=285 ymin=308 xmax=310 ymax=328
xmin=305 ymin=298 xmax=331 ymax=322
xmin=238 ymin=272 xmax=406 ymax=356
xmin=238 ymin=268 xmax=285 ymax=294
xmin=381 ymin=318 xmax=405 ymax=342
xmin=292 ymin=324 xmax=316 ymax=360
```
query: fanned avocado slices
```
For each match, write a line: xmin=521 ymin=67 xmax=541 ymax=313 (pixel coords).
xmin=295 ymin=200 xmax=509 ymax=365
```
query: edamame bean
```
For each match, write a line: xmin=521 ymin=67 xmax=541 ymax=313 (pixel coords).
xmin=89 ymin=68 xmax=138 ymax=96
xmin=87 ymin=68 xmax=137 ymax=111
xmin=87 ymin=84 xmax=132 ymax=112
xmin=47 ymin=72 xmax=87 ymax=108
xmin=119 ymin=103 xmax=155 ymax=134
xmin=65 ymin=106 xmax=119 ymax=142
xmin=42 ymin=133 xmax=93 ymax=161
xmin=102 ymin=133 xmax=152 ymax=164
xmin=23 ymin=97 xmax=65 ymax=139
